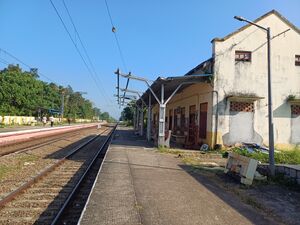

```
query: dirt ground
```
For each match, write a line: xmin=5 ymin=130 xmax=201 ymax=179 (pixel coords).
xmin=161 ymin=149 xmax=300 ymax=225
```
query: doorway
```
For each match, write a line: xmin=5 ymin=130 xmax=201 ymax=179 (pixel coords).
xmin=169 ymin=109 xmax=173 ymax=131
xmin=188 ymin=105 xmax=197 ymax=144
xmin=199 ymin=103 xmax=208 ymax=139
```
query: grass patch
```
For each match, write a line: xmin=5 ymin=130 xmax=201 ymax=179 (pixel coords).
xmin=242 ymin=195 xmax=265 ymax=210
xmin=157 ymin=146 xmax=185 ymax=155
xmin=232 ymin=148 xmax=300 ymax=164
xmin=16 ymin=154 xmax=39 ymax=163
xmin=267 ymin=173 xmax=300 ymax=191
xmin=157 ymin=147 xmax=225 ymax=173
xmin=0 ymin=163 xmax=21 ymax=181
xmin=188 ymin=165 xmax=224 ymax=174
xmin=0 ymin=154 xmax=39 ymax=181
xmin=0 ymin=165 xmax=12 ymax=180
xmin=181 ymin=156 xmax=224 ymax=175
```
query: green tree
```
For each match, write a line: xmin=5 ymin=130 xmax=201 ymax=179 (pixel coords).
xmin=0 ymin=64 xmax=106 ymax=121
xmin=121 ymin=101 xmax=135 ymax=125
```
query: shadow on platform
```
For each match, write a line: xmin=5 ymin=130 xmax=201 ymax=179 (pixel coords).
xmin=178 ymin=164 xmax=280 ymax=225
xmin=111 ymin=127 xmax=154 ymax=148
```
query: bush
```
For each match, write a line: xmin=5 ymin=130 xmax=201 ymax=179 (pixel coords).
xmin=232 ymin=148 xmax=300 ymax=164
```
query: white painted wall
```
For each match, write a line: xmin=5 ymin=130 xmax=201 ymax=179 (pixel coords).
xmin=213 ymin=12 xmax=300 ymax=146
xmin=291 ymin=116 xmax=300 ymax=144
xmin=229 ymin=112 xmax=254 ymax=144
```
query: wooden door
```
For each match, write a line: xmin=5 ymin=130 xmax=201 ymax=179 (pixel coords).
xmin=169 ymin=109 xmax=173 ymax=131
xmin=188 ymin=105 xmax=197 ymax=143
xmin=180 ymin=107 xmax=185 ymax=132
xmin=174 ymin=109 xmax=178 ymax=131
xmin=199 ymin=103 xmax=208 ymax=139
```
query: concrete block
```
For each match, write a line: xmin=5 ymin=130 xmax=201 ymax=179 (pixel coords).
xmin=284 ymin=167 xmax=290 ymax=175
xmin=290 ymin=169 xmax=297 ymax=178
xmin=277 ymin=166 xmax=284 ymax=173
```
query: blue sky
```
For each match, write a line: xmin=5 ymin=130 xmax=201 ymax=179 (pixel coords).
xmin=0 ymin=0 xmax=299 ymax=118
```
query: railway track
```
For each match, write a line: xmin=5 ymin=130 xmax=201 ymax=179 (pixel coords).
xmin=0 ymin=125 xmax=102 ymax=157
xmin=0 ymin=124 xmax=116 ymax=225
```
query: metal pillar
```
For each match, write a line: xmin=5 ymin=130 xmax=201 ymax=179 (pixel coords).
xmin=158 ymin=84 xmax=166 ymax=146
xmin=140 ymin=104 xmax=144 ymax=136
xmin=267 ymin=27 xmax=275 ymax=176
xmin=133 ymin=106 xmax=136 ymax=129
xmin=135 ymin=106 xmax=139 ymax=131
xmin=147 ymin=94 xmax=152 ymax=141
xmin=60 ymin=93 xmax=64 ymax=123
xmin=115 ymin=70 xmax=206 ymax=146
xmin=117 ymin=69 xmax=120 ymax=104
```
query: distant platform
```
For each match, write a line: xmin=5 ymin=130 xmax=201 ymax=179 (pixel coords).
xmin=0 ymin=125 xmax=68 ymax=133
xmin=0 ymin=123 xmax=102 ymax=146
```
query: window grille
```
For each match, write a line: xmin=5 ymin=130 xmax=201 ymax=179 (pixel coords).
xmin=235 ymin=51 xmax=251 ymax=62
xmin=230 ymin=102 xmax=254 ymax=112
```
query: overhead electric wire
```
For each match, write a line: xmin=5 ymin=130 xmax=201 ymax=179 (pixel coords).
xmin=104 ymin=0 xmax=131 ymax=107
xmin=61 ymin=0 xmax=112 ymax=105
xmin=0 ymin=54 xmax=10 ymax=65
xmin=50 ymin=0 xmax=120 ymax=116
xmin=0 ymin=58 xmax=9 ymax=66
xmin=60 ymin=0 xmax=119 ymax=115
xmin=49 ymin=0 xmax=113 ymax=108
xmin=0 ymin=47 xmax=56 ymax=83
xmin=104 ymin=0 xmax=128 ymax=72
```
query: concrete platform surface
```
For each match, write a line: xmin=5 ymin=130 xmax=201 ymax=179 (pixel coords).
xmin=79 ymin=127 xmax=279 ymax=225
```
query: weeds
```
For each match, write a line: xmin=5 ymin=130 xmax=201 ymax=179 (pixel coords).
xmin=0 ymin=165 xmax=11 ymax=180
xmin=157 ymin=146 xmax=184 ymax=155
xmin=232 ymin=148 xmax=300 ymax=164
xmin=0 ymin=163 xmax=21 ymax=181
xmin=0 ymin=154 xmax=39 ymax=181
xmin=16 ymin=154 xmax=39 ymax=163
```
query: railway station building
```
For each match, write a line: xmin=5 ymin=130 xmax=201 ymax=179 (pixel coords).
xmin=136 ymin=10 xmax=300 ymax=149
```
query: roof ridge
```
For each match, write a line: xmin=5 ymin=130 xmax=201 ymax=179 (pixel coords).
xmin=212 ymin=9 xmax=300 ymax=43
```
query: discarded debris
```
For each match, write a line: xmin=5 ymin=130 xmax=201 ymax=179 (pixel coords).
xmin=200 ymin=144 xmax=209 ymax=151
xmin=24 ymin=162 xmax=35 ymax=166
xmin=242 ymin=142 xmax=269 ymax=154
xmin=224 ymin=152 xmax=258 ymax=185
xmin=198 ymin=162 xmax=220 ymax=167
xmin=176 ymin=154 xmax=183 ymax=158
xmin=254 ymin=171 xmax=267 ymax=181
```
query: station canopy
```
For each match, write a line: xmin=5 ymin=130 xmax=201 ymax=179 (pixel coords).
xmin=137 ymin=73 xmax=212 ymax=106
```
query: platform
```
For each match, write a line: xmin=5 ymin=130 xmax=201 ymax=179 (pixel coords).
xmin=79 ymin=126 xmax=278 ymax=225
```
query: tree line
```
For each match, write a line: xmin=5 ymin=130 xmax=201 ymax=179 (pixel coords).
xmin=0 ymin=64 xmax=115 ymax=121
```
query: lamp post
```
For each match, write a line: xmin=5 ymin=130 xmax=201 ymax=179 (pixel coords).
xmin=234 ymin=16 xmax=275 ymax=176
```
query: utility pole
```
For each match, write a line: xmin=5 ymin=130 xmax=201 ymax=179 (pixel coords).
xmin=234 ymin=16 xmax=275 ymax=176
xmin=61 ymin=91 xmax=65 ymax=124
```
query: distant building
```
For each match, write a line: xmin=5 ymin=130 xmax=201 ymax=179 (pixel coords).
xmin=139 ymin=10 xmax=300 ymax=149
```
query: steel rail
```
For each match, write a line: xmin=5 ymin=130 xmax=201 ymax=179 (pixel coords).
xmin=0 ymin=128 xmax=110 ymax=209
xmin=50 ymin=124 xmax=117 ymax=225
